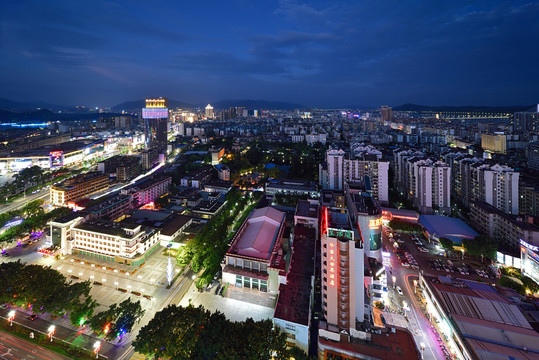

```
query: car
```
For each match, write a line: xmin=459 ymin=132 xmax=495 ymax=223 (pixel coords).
xmin=396 ymin=286 xmax=403 ymax=296
xmin=2 ymin=252 xmax=11 ymax=257
xmin=28 ymin=314 xmax=37 ymax=321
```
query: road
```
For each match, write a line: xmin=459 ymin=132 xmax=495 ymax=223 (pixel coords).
xmin=383 ymin=228 xmax=446 ymax=360
xmin=0 ymin=329 xmax=72 ymax=360
xmin=0 ymin=189 xmax=49 ymax=215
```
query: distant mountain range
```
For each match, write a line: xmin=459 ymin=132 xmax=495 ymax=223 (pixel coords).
xmin=111 ymin=99 xmax=305 ymax=111
xmin=393 ymin=103 xmax=535 ymax=113
xmin=0 ymin=98 xmax=70 ymax=111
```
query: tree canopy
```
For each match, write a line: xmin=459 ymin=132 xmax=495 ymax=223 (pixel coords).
xmin=439 ymin=237 xmax=454 ymax=251
xmin=0 ymin=261 xmax=95 ymax=326
xmin=133 ymin=305 xmax=304 ymax=360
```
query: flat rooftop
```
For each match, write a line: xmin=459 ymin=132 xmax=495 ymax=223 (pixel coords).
xmin=295 ymin=199 xmax=319 ymax=219
xmin=326 ymin=207 xmax=351 ymax=230
xmin=75 ymin=219 xmax=142 ymax=239
xmin=419 ymin=215 xmax=478 ymax=244
xmin=350 ymin=192 xmax=380 ymax=216
xmin=227 ymin=206 xmax=285 ymax=260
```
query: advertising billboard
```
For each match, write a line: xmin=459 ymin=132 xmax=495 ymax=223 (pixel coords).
xmin=49 ymin=151 xmax=64 ymax=168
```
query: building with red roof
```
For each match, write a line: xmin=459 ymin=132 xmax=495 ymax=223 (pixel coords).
xmin=222 ymin=206 xmax=286 ymax=293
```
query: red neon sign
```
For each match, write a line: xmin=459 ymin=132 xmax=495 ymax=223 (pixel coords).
xmin=328 ymin=242 xmax=337 ymax=287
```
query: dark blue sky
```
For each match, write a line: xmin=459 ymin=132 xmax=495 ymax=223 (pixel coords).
xmin=1 ymin=0 xmax=538 ymax=108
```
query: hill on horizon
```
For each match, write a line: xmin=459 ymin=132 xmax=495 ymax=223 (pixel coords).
xmin=393 ymin=103 xmax=534 ymax=113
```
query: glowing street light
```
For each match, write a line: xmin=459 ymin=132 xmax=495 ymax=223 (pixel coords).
xmin=7 ymin=310 xmax=15 ymax=326
xmin=93 ymin=341 xmax=101 ymax=359
xmin=48 ymin=325 xmax=55 ymax=342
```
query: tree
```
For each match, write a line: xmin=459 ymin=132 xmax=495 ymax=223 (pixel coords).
xmin=439 ymin=237 xmax=454 ymax=251
xmin=89 ymin=299 xmax=144 ymax=340
xmin=463 ymin=235 xmax=497 ymax=261
xmin=133 ymin=305 xmax=292 ymax=360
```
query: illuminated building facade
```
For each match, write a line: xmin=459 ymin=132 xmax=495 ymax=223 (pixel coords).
xmin=143 ymin=98 xmax=169 ymax=149
xmin=320 ymin=206 xmax=365 ymax=332
xmin=346 ymin=184 xmax=383 ymax=260
xmin=50 ymin=172 xmax=109 ymax=206
xmin=205 ymin=104 xmax=214 ymax=119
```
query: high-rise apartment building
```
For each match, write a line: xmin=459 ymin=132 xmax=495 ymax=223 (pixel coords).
xmin=514 ymin=105 xmax=539 ymax=132
xmin=528 ymin=142 xmax=539 ymax=171
xmin=319 ymin=149 xmax=345 ymax=191
xmin=320 ymin=206 xmax=365 ymax=332
xmin=381 ymin=106 xmax=392 ymax=124
xmin=410 ymin=159 xmax=451 ymax=215
xmin=483 ymin=164 xmax=519 ymax=215
xmin=320 ymin=148 xmax=389 ymax=204
xmin=143 ymin=98 xmax=168 ymax=149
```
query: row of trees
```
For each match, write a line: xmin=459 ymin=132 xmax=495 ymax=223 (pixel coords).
xmin=0 ymin=261 xmax=144 ymax=338
xmin=133 ymin=305 xmax=308 ymax=360
xmin=439 ymin=235 xmax=497 ymax=261
xmin=0 ymin=205 xmax=72 ymax=245
xmin=177 ymin=188 xmax=262 ymax=285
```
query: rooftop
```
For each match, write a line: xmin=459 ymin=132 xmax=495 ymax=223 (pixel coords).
xmin=227 ymin=206 xmax=285 ymax=260
xmin=75 ymin=219 xmax=143 ymax=239
xmin=319 ymin=325 xmax=420 ymax=360
xmin=295 ymin=199 xmax=319 ymax=219
xmin=419 ymin=215 xmax=478 ymax=244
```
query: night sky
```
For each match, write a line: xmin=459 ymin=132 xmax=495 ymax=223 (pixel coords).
xmin=1 ymin=0 xmax=538 ymax=108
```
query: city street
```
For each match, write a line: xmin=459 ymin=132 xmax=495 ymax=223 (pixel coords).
xmin=382 ymin=228 xmax=446 ymax=360
xmin=0 ymin=329 xmax=72 ymax=360
xmin=0 ymin=188 xmax=49 ymax=215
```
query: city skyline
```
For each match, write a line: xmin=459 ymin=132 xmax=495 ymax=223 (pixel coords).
xmin=1 ymin=0 xmax=538 ymax=108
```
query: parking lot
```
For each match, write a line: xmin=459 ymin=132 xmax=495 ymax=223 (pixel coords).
xmin=385 ymin=227 xmax=498 ymax=283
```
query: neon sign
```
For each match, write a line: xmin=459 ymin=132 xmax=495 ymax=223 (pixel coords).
xmin=327 ymin=228 xmax=353 ymax=240
xmin=369 ymin=218 xmax=382 ymax=229
xmin=520 ymin=239 xmax=539 ymax=252
xmin=328 ymin=242 xmax=337 ymax=287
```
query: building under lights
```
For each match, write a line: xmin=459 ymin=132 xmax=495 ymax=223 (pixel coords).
xmin=345 ymin=182 xmax=383 ymax=261
xmin=320 ymin=206 xmax=365 ymax=334
xmin=318 ymin=206 xmax=419 ymax=359
xmin=143 ymin=98 xmax=169 ymax=150
xmin=419 ymin=273 xmax=539 ymax=360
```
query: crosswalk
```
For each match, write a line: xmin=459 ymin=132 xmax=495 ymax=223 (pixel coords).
xmin=129 ymin=352 xmax=146 ymax=360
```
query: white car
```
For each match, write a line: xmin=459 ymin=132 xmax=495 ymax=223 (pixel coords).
xmin=396 ymin=286 xmax=403 ymax=296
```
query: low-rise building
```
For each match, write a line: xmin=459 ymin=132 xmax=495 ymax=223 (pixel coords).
xmin=265 ymin=179 xmax=319 ymax=198
xmin=50 ymin=172 xmax=109 ymax=206
xmin=273 ymin=225 xmax=315 ymax=353
xmin=86 ymin=194 xmax=133 ymax=220
xmin=70 ymin=219 xmax=160 ymax=266
xmin=419 ymin=273 xmax=538 ymax=360
xmin=121 ymin=175 xmax=171 ymax=208
xmin=222 ymin=206 xmax=286 ymax=293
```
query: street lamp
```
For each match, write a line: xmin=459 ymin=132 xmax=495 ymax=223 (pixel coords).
xmin=48 ymin=325 xmax=55 ymax=342
xmin=8 ymin=310 xmax=15 ymax=326
xmin=392 ymin=276 xmax=396 ymax=288
xmin=93 ymin=341 xmax=101 ymax=359
xmin=420 ymin=342 xmax=425 ymax=359
xmin=461 ymin=248 xmax=465 ymax=260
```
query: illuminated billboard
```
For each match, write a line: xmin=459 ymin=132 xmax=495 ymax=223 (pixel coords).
xmin=49 ymin=151 xmax=64 ymax=168
xmin=142 ymin=108 xmax=168 ymax=119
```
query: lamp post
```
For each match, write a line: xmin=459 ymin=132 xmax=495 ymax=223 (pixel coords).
xmin=420 ymin=342 xmax=425 ymax=359
xmin=8 ymin=310 xmax=15 ymax=326
xmin=461 ymin=248 xmax=465 ymax=260
xmin=48 ymin=325 xmax=55 ymax=342
xmin=392 ymin=276 xmax=396 ymax=288
xmin=93 ymin=341 xmax=101 ymax=359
